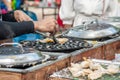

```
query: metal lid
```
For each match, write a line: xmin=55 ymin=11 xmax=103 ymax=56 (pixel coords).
xmin=102 ymin=17 xmax=120 ymax=22
xmin=101 ymin=17 xmax=120 ymax=29
xmin=0 ymin=43 xmax=50 ymax=67
xmin=62 ymin=20 xmax=119 ymax=39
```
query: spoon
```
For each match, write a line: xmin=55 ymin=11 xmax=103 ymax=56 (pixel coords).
xmin=51 ymin=30 xmax=58 ymax=44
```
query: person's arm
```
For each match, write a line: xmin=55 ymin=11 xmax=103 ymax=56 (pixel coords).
xmin=0 ymin=21 xmax=34 ymax=40
xmin=0 ymin=17 xmax=56 ymax=40
xmin=59 ymin=0 xmax=75 ymax=27
xmin=2 ymin=10 xmax=32 ymax=22
xmin=2 ymin=11 xmax=17 ymax=22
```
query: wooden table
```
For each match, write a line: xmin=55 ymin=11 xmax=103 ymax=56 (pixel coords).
xmin=0 ymin=37 xmax=120 ymax=80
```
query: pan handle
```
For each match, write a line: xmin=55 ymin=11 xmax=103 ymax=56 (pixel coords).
xmin=0 ymin=43 xmax=24 ymax=53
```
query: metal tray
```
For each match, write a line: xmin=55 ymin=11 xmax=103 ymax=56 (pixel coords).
xmin=20 ymin=39 xmax=93 ymax=52
xmin=50 ymin=59 xmax=120 ymax=80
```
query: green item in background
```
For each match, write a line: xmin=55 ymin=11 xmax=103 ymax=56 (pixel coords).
xmin=97 ymin=73 xmax=120 ymax=80
xmin=73 ymin=78 xmax=79 ymax=80
xmin=72 ymin=73 xmax=120 ymax=80
xmin=12 ymin=0 xmax=16 ymax=10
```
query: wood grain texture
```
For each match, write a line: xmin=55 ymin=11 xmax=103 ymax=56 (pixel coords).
xmin=49 ymin=77 xmax=70 ymax=80
xmin=104 ymin=41 xmax=119 ymax=60
xmin=21 ymin=57 xmax=70 ymax=80
xmin=0 ymin=71 xmax=21 ymax=80
xmin=81 ymin=46 xmax=104 ymax=60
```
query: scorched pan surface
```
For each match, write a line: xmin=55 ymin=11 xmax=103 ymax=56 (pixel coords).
xmin=20 ymin=38 xmax=93 ymax=52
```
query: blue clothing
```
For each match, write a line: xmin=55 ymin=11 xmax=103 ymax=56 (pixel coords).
xmin=1 ymin=1 xmax=7 ymax=10
xmin=0 ymin=1 xmax=8 ymax=13
xmin=13 ymin=33 xmax=44 ymax=42
xmin=13 ymin=11 xmax=41 ymax=42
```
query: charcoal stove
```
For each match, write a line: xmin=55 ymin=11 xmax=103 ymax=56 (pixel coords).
xmin=20 ymin=38 xmax=93 ymax=52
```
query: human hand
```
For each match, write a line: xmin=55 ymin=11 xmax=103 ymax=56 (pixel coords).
xmin=14 ymin=10 xmax=32 ymax=22
xmin=34 ymin=17 xmax=57 ymax=33
xmin=63 ymin=24 xmax=72 ymax=30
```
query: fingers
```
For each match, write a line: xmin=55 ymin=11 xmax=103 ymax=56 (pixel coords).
xmin=34 ymin=16 xmax=59 ymax=33
xmin=64 ymin=24 xmax=72 ymax=30
xmin=48 ymin=20 xmax=57 ymax=32
xmin=43 ymin=17 xmax=57 ymax=30
xmin=16 ymin=16 xmax=33 ymax=22
xmin=36 ymin=17 xmax=57 ymax=32
xmin=14 ymin=10 xmax=32 ymax=22
xmin=16 ymin=17 xmax=26 ymax=22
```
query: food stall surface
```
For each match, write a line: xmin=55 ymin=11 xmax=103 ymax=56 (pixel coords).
xmin=0 ymin=25 xmax=120 ymax=80
xmin=48 ymin=35 xmax=120 ymax=80
xmin=0 ymin=51 xmax=71 ymax=80
xmin=0 ymin=36 xmax=119 ymax=80
xmin=49 ymin=58 xmax=120 ymax=80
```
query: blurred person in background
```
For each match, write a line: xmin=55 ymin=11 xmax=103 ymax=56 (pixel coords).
xmin=11 ymin=0 xmax=40 ymax=10
xmin=11 ymin=0 xmax=25 ymax=10
xmin=55 ymin=0 xmax=64 ymax=28
xmin=1 ymin=0 xmax=12 ymax=14
xmin=1 ymin=0 xmax=33 ymax=22
xmin=59 ymin=0 xmax=120 ymax=29
xmin=11 ymin=0 xmax=38 ymax=20
xmin=32 ymin=0 xmax=40 ymax=7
